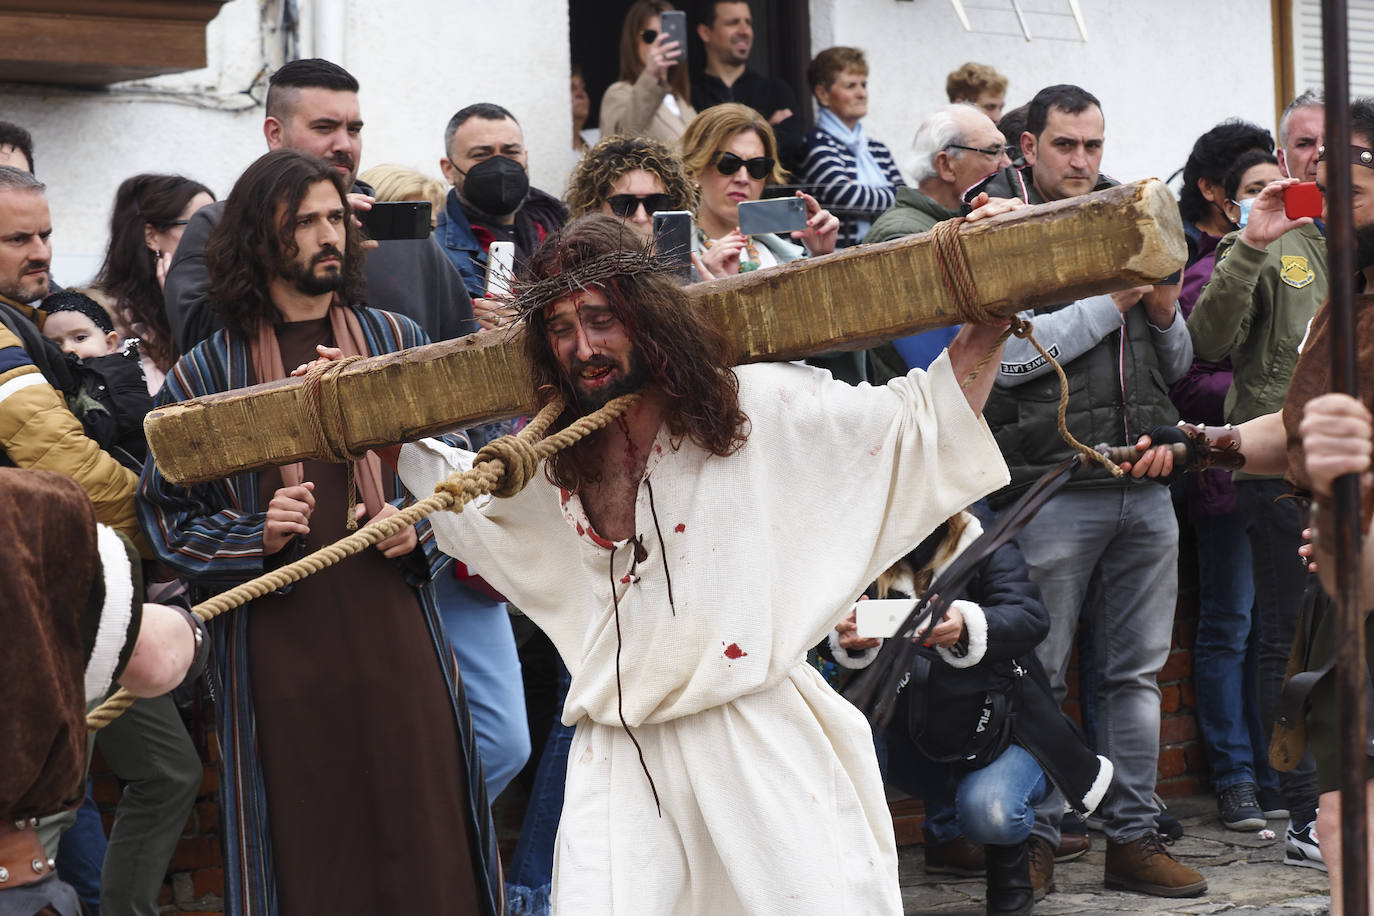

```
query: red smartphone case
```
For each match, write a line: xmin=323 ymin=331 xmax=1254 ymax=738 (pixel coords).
xmin=1283 ymin=181 xmax=1324 ymax=220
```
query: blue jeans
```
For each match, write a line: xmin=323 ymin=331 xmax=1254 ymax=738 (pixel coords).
xmin=1021 ymin=486 xmax=1179 ymax=845
xmin=433 ymin=572 xmax=530 ymax=801
xmin=55 ymin=779 xmax=106 ymax=915
xmin=1191 ymin=508 xmax=1278 ymax=792
xmin=883 ymin=729 xmax=1048 ymax=846
xmin=1238 ymin=479 xmax=1319 ymax=824
xmin=506 ymin=663 xmax=573 ymax=916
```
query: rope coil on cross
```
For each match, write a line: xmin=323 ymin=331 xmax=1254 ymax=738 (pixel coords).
xmin=86 ymin=387 xmax=641 ymax=731
xmin=929 ymin=217 xmax=1122 ymax=478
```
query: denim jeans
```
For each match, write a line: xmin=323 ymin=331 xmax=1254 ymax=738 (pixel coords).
xmin=1238 ymin=478 xmax=1320 ymax=824
xmin=1021 ymin=485 xmax=1179 ymax=845
xmin=1191 ymin=508 xmax=1279 ymax=793
xmin=433 ymin=571 xmax=530 ymax=801
xmin=883 ymin=728 xmax=1047 ymax=846
xmin=506 ymin=663 xmax=573 ymax=916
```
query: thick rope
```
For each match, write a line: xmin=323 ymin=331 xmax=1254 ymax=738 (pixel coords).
xmin=87 ymin=391 xmax=640 ymax=731
xmin=929 ymin=218 xmax=1121 ymax=477
xmin=303 ymin=354 xmax=367 ymax=529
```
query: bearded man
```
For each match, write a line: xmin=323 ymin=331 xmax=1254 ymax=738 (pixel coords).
xmin=137 ymin=149 xmax=501 ymax=916
xmin=391 ymin=213 xmax=1015 ymax=913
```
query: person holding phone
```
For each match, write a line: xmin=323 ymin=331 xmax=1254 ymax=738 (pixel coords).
xmin=679 ymin=103 xmax=838 ymax=278
xmin=566 ymin=135 xmax=698 ymax=239
xmin=1184 ymin=91 xmax=1330 ymax=870
xmin=798 ymin=46 xmax=905 ymax=249
xmin=600 ymin=1 xmax=697 ymax=145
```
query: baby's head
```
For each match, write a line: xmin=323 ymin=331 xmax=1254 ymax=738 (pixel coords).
xmin=42 ymin=291 xmax=119 ymax=359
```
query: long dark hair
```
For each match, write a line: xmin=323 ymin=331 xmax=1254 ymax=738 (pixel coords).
xmin=618 ymin=1 xmax=691 ymax=106
xmin=205 ymin=150 xmax=365 ymax=339
xmin=93 ymin=173 xmax=213 ymax=371
xmin=520 ymin=214 xmax=748 ymax=490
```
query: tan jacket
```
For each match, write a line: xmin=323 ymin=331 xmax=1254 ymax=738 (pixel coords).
xmin=599 ymin=70 xmax=696 ymax=144
xmin=0 ymin=297 xmax=143 ymax=549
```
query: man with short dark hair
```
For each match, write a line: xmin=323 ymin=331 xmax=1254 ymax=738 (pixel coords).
xmin=974 ymin=84 xmax=1207 ymax=899
xmin=690 ymin=0 xmax=805 ymax=170
xmin=164 ymin=58 xmax=472 ymax=352
xmin=140 ymin=149 xmax=502 ymax=915
xmin=436 ymin=102 xmax=567 ymax=302
xmin=0 ymin=120 xmax=34 ymax=172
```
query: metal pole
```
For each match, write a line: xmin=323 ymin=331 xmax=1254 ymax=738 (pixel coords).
xmin=1320 ymin=1 xmax=1369 ymax=912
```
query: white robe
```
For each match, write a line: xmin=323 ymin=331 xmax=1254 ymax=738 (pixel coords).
xmin=397 ymin=352 xmax=1010 ymax=915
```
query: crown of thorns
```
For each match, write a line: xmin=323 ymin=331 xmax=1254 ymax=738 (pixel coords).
xmin=509 ymin=246 xmax=674 ymax=321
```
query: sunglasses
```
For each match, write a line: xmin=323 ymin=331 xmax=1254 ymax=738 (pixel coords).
xmin=713 ymin=151 xmax=775 ymax=180
xmin=606 ymin=192 xmax=674 ymax=218
xmin=641 ymin=28 xmax=658 ymax=43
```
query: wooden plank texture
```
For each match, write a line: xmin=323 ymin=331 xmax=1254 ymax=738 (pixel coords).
xmin=146 ymin=178 xmax=1186 ymax=484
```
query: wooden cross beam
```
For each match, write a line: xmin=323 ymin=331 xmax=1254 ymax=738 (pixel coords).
xmin=145 ymin=179 xmax=1185 ymax=484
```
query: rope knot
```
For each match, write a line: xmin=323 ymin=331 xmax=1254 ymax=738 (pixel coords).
xmin=303 ymin=355 xmax=368 ymax=462
xmin=473 ymin=434 xmax=543 ymax=498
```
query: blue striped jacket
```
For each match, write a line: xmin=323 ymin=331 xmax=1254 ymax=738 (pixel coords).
xmin=137 ymin=306 xmax=502 ymax=916
xmin=798 ymin=128 xmax=906 ymax=249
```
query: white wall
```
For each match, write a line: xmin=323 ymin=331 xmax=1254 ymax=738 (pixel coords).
xmin=3 ymin=0 xmax=576 ymax=287
xmin=810 ymin=0 xmax=1277 ymax=192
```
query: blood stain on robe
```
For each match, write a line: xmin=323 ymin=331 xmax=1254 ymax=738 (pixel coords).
xmin=723 ymin=642 xmax=747 ymax=659
xmin=674 ymin=523 xmax=685 ymax=533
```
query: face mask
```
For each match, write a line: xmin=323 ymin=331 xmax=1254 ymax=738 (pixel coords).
xmin=1235 ymin=197 xmax=1255 ymax=229
xmin=458 ymin=156 xmax=529 ymax=217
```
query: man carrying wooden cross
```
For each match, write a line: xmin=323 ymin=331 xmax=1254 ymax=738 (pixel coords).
xmin=389 ymin=210 xmax=1018 ymax=912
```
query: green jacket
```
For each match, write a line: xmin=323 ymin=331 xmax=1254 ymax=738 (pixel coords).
xmin=863 ymin=187 xmax=959 ymax=243
xmin=1187 ymin=224 xmax=1326 ymax=425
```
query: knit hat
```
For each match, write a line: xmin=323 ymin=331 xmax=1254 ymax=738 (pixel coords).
xmin=42 ymin=290 xmax=115 ymax=334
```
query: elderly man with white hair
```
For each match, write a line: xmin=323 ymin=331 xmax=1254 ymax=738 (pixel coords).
xmin=864 ymin=103 xmax=1010 ymax=244
xmin=860 ymin=105 xmax=1010 ymax=378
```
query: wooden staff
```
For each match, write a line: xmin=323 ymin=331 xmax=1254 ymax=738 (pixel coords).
xmin=1321 ymin=1 xmax=1369 ymax=912
xmin=144 ymin=178 xmax=1186 ymax=484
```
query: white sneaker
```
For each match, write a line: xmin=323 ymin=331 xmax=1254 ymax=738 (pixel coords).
xmin=1284 ymin=820 xmax=1327 ymax=872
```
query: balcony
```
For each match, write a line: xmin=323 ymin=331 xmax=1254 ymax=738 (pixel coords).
xmin=0 ymin=0 xmax=230 ymax=86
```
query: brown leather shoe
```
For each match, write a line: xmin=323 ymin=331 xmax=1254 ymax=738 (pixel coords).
xmin=1104 ymin=833 xmax=1208 ymax=897
xmin=1027 ymin=835 xmax=1056 ymax=900
xmin=923 ymin=834 xmax=986 ymax=876
xmin=1055 ymin=831 xmax=1091 ymax=862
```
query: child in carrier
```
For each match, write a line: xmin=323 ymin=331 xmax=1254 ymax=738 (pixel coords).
xmin=40 ymin=290 xmax=153 ymax=471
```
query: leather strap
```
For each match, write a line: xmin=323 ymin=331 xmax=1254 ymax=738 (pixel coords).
xmin=0 ymin=819 xmax=53 ymax=889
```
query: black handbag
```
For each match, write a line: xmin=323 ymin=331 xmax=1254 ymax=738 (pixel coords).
xmin=902 ymin=650 xmax=1024 ymax=770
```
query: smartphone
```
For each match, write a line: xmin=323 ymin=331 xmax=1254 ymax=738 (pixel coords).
xmin=1283 ymin=181 xmax=1324 ymax=220
xmin=737 ymin=197 xmax=807 ymax=237
xmin=652 ymin=210 xmax=693 ymax=283
xmin=659 ymin=9 xmax=687 ymax=66
xmin=853 ymin=598 xmax=919 ymax=640
xmin=485 ymin=241 xmax=515 ymax=297
xmin=358 ymin=200 xmax=432 ymax=241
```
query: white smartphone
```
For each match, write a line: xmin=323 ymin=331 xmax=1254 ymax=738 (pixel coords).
xmin=853 ymin=598 xmax=919 ymax=639
xmin=485 ymin=241 xmax=515 ymax=297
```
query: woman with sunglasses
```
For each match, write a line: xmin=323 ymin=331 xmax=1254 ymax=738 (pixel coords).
xmin=600 ymin=1 xmax=696 ymax=145
xmin=679 ymin=103 xmax=839 ymax=279
xmin=566 ymin=134 xmax=697 ymax=238
xmin=798 ymin=46 xmax=905 ymax=249
xmin=94 ymin=173 xmax=215 ymax=394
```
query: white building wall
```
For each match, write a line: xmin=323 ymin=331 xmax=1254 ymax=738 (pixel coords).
xmin=810 ymin=0 xmax=1277 ymax=191
xmin=3 ymin=0 xmax=575 ymax=287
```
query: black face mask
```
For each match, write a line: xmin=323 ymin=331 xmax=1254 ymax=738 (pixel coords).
xmin=457 ymin=156 xmax=529 ymax=218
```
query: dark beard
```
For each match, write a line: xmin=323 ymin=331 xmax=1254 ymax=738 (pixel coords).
xmin=280 ymin=246 xmax=346 ymax=296
xmin=1357 ymin=221 xmax=1374 ymax=272
xmin=569 ymin=348 xmax=649 ymax=412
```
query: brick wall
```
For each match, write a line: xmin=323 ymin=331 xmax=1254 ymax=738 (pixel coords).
xmin=94 ymin=546 xmax=1210 ymax=910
